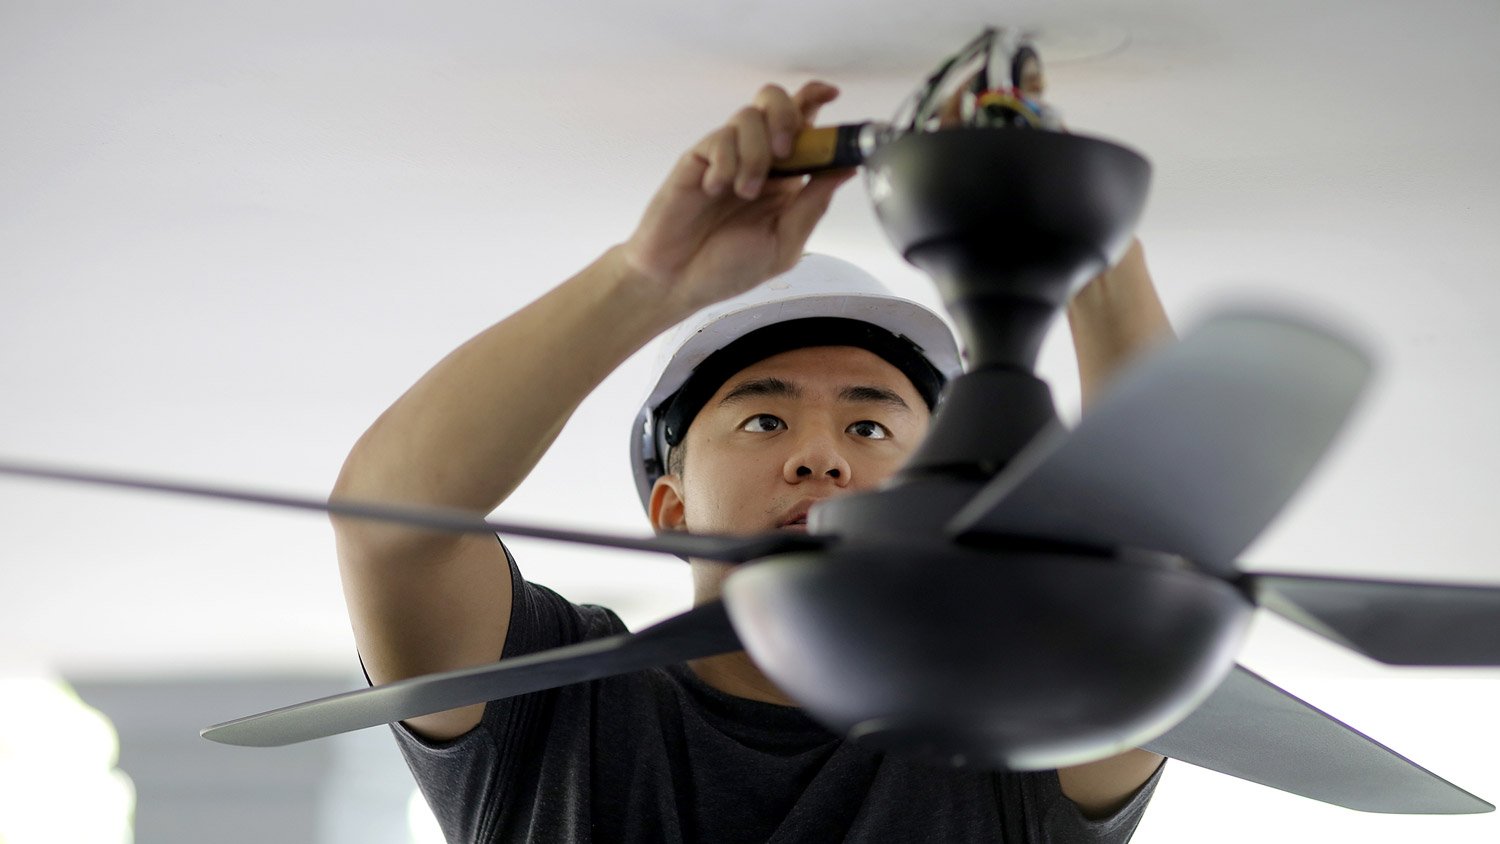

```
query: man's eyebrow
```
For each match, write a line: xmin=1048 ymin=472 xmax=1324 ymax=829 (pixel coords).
xmin=718 ymin=377 xmax=801 ymax=406
xmin=839 ymin=385 xmax=912 ymax=412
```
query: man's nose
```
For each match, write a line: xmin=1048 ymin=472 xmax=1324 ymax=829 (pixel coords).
xmin=783 ymin=432 xmax=852 ymax=485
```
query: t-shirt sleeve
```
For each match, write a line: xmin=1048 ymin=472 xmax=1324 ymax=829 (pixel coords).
xmin=1004 ymin=761 xmax=1164 ymax=843
xmin=381 ymin=537 xmax=624 ymax=843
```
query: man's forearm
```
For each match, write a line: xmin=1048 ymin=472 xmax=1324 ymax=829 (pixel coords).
xmin=1066 ymin=239 xmax=1173 ymax=405
xmin=334 ymin=246 xmax=684 ymax=513
xmin=1057 ymin=238 xmax=1174 ymax=811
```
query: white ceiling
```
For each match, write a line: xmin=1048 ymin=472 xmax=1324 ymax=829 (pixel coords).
xmin=2 ymin=1 xmax=1499 ymax=837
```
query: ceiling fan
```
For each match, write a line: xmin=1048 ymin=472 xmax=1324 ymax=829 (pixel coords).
xmin=3 ymin=28 xmax=1498 ymax=817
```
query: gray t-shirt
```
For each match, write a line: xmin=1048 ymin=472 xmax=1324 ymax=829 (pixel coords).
xmin=392 ymin=543 xmax=1161 ymax=842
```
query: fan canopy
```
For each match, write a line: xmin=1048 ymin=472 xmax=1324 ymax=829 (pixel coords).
xmin=866 ymin=128 xmax=1151 ymax=371
xmin=723 ymin=543 xmax=1254 ymax=770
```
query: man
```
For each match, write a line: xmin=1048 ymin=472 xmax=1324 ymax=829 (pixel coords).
xmin=332 ymin=81 xmax=1172 ymax=841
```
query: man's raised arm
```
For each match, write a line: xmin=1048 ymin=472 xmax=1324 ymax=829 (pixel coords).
xmin=1055 ymin=238 xmax=1173 ymax=817
xmin=1066 ymin=239 xmax=1174 ymax=404
xmin=330 ymin=82 xmax=855 ymax=741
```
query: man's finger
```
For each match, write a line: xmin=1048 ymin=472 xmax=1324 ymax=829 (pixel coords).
xmin=695 ymin=126 xmax=739 ymax=197
xmin=752 ymin=84 xmax=800 ymax=160
xmin=728 ymin=106 xmax=772 ymax=200
xmin=791 ymin=81 xmax=840 ymax=127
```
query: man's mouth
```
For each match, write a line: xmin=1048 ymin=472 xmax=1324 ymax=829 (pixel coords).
xmin=778 ymin=499 xmax=820 ymax=531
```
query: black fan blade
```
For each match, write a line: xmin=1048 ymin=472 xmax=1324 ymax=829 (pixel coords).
xmin=1252 ymin=573 xmax=1500 ymax=666
xmin=1144 ymin=665 xmax=1492 ymax=814
xmin=948 ymin=311 xmax=1371 ymax=576
xmin=0 ymin=458 xmax=821 ymax=562
xmin=203 ymin=600 xmax=740 ymax=746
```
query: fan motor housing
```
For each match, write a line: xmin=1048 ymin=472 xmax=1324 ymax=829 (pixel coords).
xmin=724 ymin=542 xmax=1253 ymax=770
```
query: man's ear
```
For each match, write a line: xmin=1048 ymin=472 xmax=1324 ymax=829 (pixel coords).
xmin=649 ymin=474 xmax=687 ymax=534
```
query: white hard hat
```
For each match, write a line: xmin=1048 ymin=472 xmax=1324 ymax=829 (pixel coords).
xmin=629 ymin=254 xmax=964 ymax=513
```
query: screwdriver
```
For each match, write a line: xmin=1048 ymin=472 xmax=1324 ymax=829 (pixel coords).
xmin=768 ymin=122 xmax=891 ymax=177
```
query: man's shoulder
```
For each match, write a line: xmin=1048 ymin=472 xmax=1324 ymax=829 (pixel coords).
xmin=501 ymin=545 xmax=633 ymax=656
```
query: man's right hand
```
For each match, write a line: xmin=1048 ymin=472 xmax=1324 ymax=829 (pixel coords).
xmin=620 ymin=81 xmax=858 ymax=317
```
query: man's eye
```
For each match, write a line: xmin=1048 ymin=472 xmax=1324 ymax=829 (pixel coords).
xmin=848 ymin=420 xmax=890 ymax=440
xmin=741 ymin=414 xmax=785 ymax=433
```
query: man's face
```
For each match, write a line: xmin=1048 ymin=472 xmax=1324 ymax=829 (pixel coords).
xmin=649 ymin=345 xmax=931 ymax=547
